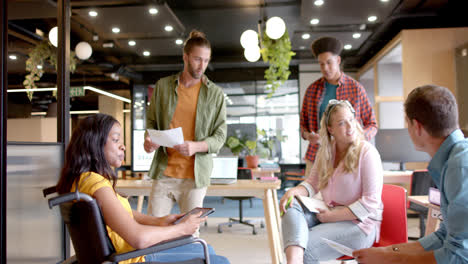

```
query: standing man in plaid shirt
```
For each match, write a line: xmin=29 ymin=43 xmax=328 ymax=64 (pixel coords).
xmin=301 ymin=36 xmax=377 ymax=175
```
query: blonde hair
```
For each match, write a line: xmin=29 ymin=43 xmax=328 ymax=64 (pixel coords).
xmin=314 ymin=101 xmax=364 ymax=190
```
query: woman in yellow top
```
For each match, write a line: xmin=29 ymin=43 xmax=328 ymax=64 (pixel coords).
xmin=56 ymin=114 xmax=228 ymax=263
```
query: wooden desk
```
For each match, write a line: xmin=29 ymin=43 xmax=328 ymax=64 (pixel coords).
xmin=251 ymin=167 xmax=281 ymax=179
xmin=281 ymin=170 xmax=412 ymax=184
xmin=383 ymin=170 xmax=413 ymax=184
xmin=116 ymin=179 xmax=284 ymax=264
xmin=408 ymin=195 xmax=441 ymax=236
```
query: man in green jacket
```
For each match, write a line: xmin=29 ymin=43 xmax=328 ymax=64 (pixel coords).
xmin=144 ymin=30 xmax=227 ymax=217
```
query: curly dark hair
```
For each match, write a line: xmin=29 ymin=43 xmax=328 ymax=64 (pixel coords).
xmin=56 ymin=114 xmax=119 ymax=194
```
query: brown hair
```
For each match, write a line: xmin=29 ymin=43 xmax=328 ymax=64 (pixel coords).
xmin=404 ymin=84 xmax=458 ymax=138
xmin=183 ymin=30 xmax=211 ymax=54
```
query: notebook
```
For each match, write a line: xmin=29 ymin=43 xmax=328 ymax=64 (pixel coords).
xmin=210 ymin=156 xmax=238 ymax=185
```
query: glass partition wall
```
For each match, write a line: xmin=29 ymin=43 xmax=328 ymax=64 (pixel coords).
xmin=221 ymin=79 xmax=301 ymax=164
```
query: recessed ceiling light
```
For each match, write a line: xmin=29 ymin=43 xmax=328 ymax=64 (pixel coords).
xmin=368 ymin=16 xmax=377 ymax=22
xmin=302 ymin=33 xmax=311 ymax=40
xmin=9 ymin=55 xmax=17 ymax=60
xmin=89 ymin=10 xmax=98 ymax=17
xmin=344 ymin=44 xmax=352 ymax=50
xmin=353 ymin=33 xmax=361 ymax=39
xmin=128 ymin=40 xmax=136 ymax=46
xmin=175 ymin=39 xmax=183 ymax=45
xmin=37 ymin=65 xmax=43 ymax=69
xmin=314 ymin=0 xmax=324 ymax=6
xmin=112 ymin=27 xmax=120 ymax=33
xmin=164 ymin=25 xmax=173 ymax=32
xmin=149 ymin=7 xmax=158 ymax=15
xmin=310 ymin=18 xmax=319 ymax=25
xmin=380 ymin=0 xmax=389 ymax=2
xmin=143 ymin=51 xmax=151 ymax=56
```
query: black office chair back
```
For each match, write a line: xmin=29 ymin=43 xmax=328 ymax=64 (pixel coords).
xmin=411 ymin=170 xmax=436 ymax=196
xmin=49 ymin=192 xmax=116 ymax=264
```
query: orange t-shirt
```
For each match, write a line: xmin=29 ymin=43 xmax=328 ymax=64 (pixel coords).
xmin=164 ymin=81 xmax=201 ymax=179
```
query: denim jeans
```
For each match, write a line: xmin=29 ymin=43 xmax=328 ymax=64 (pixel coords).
xmin=144 ymin=244 xmax=230 ymax=263
xmin=282 ymin=202 xmax=376 ymax=263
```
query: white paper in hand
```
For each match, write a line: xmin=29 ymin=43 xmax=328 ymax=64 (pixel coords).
xmin=321 ymin=237 xmax=354 ymax=257
xmin=147 ymin=127 xmax=184 ymax=148
xmin=296 ymin=195 xmax=329 ymax=213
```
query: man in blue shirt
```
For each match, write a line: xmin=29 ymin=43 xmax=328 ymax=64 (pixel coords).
xmin=353 ymin=84 xmax=468 ymax=263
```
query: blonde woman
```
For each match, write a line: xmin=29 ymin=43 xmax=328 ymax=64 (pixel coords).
xmin=279 ymin=100 xmax=383 ymax=264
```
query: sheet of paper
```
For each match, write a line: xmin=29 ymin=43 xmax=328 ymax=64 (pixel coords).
xmin=147 ymin=127 xmax=184 ymax=148
xmin=321 ymin=237 xmax=354 ymax=257
xmin=296 ymin=195 xmax=329 ymax=213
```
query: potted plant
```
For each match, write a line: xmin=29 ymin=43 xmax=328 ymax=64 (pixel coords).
xmin=260 ymin=30 xmax=295 ymax=98
xmin=225 ymin=136 xmax=259 ymax=168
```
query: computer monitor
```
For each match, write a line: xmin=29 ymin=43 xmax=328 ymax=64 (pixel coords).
xmin=374 ymin=128 xmax=431 ymax=170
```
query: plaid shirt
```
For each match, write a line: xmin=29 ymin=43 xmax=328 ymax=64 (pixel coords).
xmin=300 ymin=73 xmax=377 ymax=162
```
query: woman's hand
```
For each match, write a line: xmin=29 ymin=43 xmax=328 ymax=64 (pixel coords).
xmin=178 ymin=212 xmax=207 ymax=236
xmin=158 ymin=213 xmax=184 ymax=226
xmin=316 ymin=208 xmax=335 ymax=223
xmin=316 ymin=206 xmax=356 ymax=223
xmin=280 ymin=187 xmax=300 ymax=214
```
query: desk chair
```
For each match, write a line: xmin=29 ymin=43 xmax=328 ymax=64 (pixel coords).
xmin=44 ymin=187 xmax=229 ymax=264
xmin=338 ymin=184 xmax=408 ymax=262
xmin=408 ymin=170 xmax=436 ymax=238
xmin=217 ymin=168 xmax=265 ymax=235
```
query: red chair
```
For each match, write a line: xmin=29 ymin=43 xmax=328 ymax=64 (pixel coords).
xmin=338 ymin=184 xmax=408 ymax=262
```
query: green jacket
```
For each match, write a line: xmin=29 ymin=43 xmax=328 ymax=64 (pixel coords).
xmin=146 ymin=72 xmax=227 ymax=187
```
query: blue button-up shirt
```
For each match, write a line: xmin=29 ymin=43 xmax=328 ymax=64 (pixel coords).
xmin=419 ymin=129 xmax=468 ymax=263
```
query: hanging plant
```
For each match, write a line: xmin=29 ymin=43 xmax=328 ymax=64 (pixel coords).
xmin=260 ymin=30 xmax=295 ymax=97
xmin=23 ymin=40 xmax=77 ymax=101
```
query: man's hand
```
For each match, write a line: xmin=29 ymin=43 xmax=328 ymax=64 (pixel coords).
xmin=174 ymin=141 xmax=199 ymax=156
xmin=304 ymin=131 xmax=320 ymax=145
xmin=353 ymin=246 xmax=394 ymax=264
xmin=144 ymin=136 xmax=160 ymax=153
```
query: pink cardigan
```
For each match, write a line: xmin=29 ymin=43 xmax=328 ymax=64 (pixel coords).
xmin=300 ymin=141 xmax=383 ymax=241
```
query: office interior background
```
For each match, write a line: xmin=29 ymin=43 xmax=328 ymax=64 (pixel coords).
xmin=2 ymin=0 xmax=468 ymax=263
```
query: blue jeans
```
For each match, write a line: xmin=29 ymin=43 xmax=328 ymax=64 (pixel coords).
xmin=282 ymin=202 xmax=375 ymax=263
xmin=144 ymin=243 xmax=230 ymax=263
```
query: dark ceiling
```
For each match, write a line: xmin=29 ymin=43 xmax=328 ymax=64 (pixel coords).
xmin=5 ymin=0 xmax=468 ymax=113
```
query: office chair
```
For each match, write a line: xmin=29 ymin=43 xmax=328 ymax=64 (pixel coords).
xmin=44 ymin=187 xmax=229 ymax=264
xmin=217 ymin=168 xmax=265 ymax=235
xmin=408 ymin=170 xmax=436 ymax=239
xmin=338 ymin=184 xmax=408 ymax=262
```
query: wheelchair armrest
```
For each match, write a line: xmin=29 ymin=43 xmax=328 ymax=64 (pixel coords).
xmin=110 ymin=235 xmax=210 ymax=263
xmin=48 ymin=192 xmax=93 ymax=209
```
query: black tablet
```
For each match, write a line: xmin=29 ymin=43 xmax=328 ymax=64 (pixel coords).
xmin=174 ymin=207 xmax=215 ymax=224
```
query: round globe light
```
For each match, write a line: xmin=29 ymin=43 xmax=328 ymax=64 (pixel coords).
xmin=244 ymin=45 xmax=261 ymax=62
xmin=266 ymin=16 xmax=286 ymax=40
xmin=240 ymin=29 xmax=258 ymax=49
xmin=75 ymin=41 xmax=93 ymax=60
xmin=48 ymin=26 xmax=58 ymax=47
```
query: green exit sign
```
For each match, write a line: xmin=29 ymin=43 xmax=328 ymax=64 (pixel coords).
xmin=70 ymin=87 xmax=85 ymax=97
